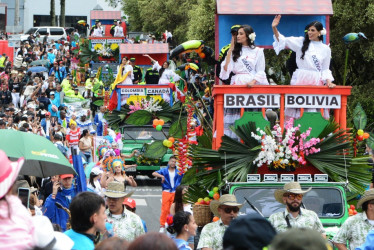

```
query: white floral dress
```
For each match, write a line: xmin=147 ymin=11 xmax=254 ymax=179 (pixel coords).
xmin=273 ymin=33 xmax=334 ymax=119
xmin=220 ymin=46 xmax=269 ymax=138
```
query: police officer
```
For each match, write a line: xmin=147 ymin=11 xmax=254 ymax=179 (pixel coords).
xmin=144 ymin=67 xmax=160 ymax=85
xmin=216 ymin=24 xmax=240 ymax=85
xmin=129 ymin=58 xmax=142 ymax=84
xmin=110 ymin=20 xmax=117 ymax=37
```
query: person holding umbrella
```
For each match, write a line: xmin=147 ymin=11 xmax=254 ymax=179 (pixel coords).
xmin=43 ymin=173 xmax=77 ymax=231
xmin=0 ymin=150 xmax=35 ymax=249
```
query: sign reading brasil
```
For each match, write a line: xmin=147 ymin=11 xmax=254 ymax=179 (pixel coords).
xmin=121 ymin=88 xmax=171 ymax=95
xmin=224 ymin=94 xmax=341 ymax=109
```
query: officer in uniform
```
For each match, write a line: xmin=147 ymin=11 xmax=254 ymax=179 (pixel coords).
xmin=129 ymin=58 xmax=142 ymax=84
xmin=110 ymin=20 xmax=117 ymax=36
xmin=216 ymin=24 xmax=240 ymax=85
xmin=144 ymin=67 xmax=160 ymax=85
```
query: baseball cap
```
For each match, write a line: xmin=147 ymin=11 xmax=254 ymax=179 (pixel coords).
xmin=50 ymin=91 xmax=55 ymax=96
xmin=60 ymin=174 xmax=74 ymax=179
xmin=123 ymin=198 xmax=136 ymax=209
xmin=91 ymin=168 xmax=103 ymax=176
xmin=231 ymin=24 xmax=240 ymax=34
xmin=130 ymin=58 xmax=136 ymax=62
xmin=45 ymin=112 xmax=51 ymax=116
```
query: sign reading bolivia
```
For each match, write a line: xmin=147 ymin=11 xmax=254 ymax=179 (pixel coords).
xmin=224 ymin=94 xmax=280 ymax=108
xmin=224 ymin=94 xmax=341 ymax=109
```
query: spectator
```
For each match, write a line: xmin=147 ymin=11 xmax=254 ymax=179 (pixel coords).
xmin=128 ymin=232 xmax=177 ymax=250
xmin=124 ymin=197 xmax=148 ymax=233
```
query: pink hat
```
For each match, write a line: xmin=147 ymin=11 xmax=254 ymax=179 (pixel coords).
xmin=0 ymin=150 xmax=25 ymax=199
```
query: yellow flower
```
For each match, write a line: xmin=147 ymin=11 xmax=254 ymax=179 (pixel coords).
xmin=94 ymin=43 xmax=103 ymax=51
xmin=110 ymin=43 xmax=119 ymax=50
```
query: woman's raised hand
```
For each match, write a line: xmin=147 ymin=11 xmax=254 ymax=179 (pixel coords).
xmin=230 ymin=35 xmax=235 ymax=49
xmin=272 ymin=15 xmax=281 ymax=28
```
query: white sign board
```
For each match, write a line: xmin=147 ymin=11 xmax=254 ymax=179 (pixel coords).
xmin=121 ymin=88 xmax=145 ymax=95
xmin=224 ymin=94 xmax=280 ymax=108
xmin=146 ymin=88 xmax=170 ymax=95
xmin=8 ymin=35 xmax=21 ymax=48
xmin=285 ymin=94 xmax=341 ymax=109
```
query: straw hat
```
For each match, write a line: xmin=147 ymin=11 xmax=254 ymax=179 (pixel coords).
xmin=274 ymin=182 xmax=312 ymax=204
xmin=357 ymin=189 xmax=374 ymax=209
xmin=0 ymin=150 xmax=25 ymax=199
xmin=103 ymin=181 xmax=133 ymax=198
xmin=210 ymin=194 xmax=243 ymax=217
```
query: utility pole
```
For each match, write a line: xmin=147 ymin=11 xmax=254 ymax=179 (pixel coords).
xmin=14 ymin=0 xmax=20 ymax=27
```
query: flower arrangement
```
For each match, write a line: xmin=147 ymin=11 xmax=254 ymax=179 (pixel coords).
xmin=251 ymin=118 xmax=320 ymax=170
xmin=94 ymin=43 xmax=119 ymax=59
xmin=128 ymin=98 xmax=162 ymax=114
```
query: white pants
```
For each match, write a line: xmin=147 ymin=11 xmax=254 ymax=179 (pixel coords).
xmin=11 ymin=92 xmax=20 ymax=108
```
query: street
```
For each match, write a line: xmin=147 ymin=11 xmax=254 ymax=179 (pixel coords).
xmin=127 ymin=176 xmax=163 ymax=232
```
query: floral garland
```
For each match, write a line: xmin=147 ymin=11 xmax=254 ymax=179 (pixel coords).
xmin=251 ymin=118 xmax=320 ymax=170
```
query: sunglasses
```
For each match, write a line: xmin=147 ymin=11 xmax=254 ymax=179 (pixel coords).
xmin=221 ymin=206 xmax=240 ymax=214
xmin=284 ymin=193 xmax=303 ymax=200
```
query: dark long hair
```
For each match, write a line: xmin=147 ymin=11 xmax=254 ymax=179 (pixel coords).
xmin=301 ymin=21 xmax=324 ymax=60
xmin=166 ymin=211 xmax=192 ymax=235
xmin=89 ymin=172 xmax=97 ymax=188
xmin=233 ymin=25 xmax=256 ymax=62
xmin=159 ymin=61 xmax=169 ymax=78
xmin=173 ymin=185 xmax=185 ymax=214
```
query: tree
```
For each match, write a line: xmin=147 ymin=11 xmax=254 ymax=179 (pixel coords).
xmin=122 ymin=0 xmax=143 ymax=32
xmin=60 ymin=0 xmax=65 ymax=27
xmin=330 ymin=0 xmax=374 ymax=129
xmin=50 ymin=0 xmax=56 ymax=26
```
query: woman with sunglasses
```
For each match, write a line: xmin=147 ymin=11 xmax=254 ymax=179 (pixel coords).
xmin=167 ymin=211 xmax=197 ymax=250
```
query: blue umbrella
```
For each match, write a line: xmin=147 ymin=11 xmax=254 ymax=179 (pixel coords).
xmin=28 ymin=66 xmax=48 ymax=73
xmin=72 ymin=153 xmax=87 ymax=193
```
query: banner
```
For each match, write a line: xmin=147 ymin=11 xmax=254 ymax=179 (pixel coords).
xmin=285 ymin=94 xmax=341 ymax=109
xmin=224 ymin=94 xmax=280 ymax=108
xmin=92 ymin=136 xmax=112 ymax=162
xmin=120 ymin=88 xmax=171 ymax=95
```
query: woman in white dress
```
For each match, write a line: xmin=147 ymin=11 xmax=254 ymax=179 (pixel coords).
xmin=92 ymin=22 xmax=104 ymax=37
xmin=116 ymin=56 xmax=134 ymax=104
xmin=220 ymin=25 xmax=269 ymax=138
xmin=272 ymin=15 xmax=336 ymax=121
xmin=114 ymin=22 xmax=124 ymax=37
xmin=143 ymin=54 xmax=187 ymax=103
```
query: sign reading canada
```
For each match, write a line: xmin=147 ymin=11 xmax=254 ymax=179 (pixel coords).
xmin=285 ymin=94 xmax=341 ymax=109
xmin=224 ymin=94 xmax=280 ymax=108
xmin=146 ymin=88 xmax=170 ymax=95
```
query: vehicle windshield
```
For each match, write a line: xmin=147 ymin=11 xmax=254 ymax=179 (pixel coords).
xmin=233 ymin=186 xmax=344 ymax=218
xmin=122 ymin=126 xmax=169 ymax=140
xmin=25 ymin=28 xmax=38 ymax=35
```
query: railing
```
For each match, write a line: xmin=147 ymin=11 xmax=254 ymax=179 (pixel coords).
xmin=212 ymin=85 xmax=352 ymax=150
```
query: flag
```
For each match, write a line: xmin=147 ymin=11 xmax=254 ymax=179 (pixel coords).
xmin=71 ymin=151 xmax=87 ymax=193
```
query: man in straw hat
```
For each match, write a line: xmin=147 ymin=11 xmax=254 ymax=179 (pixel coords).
xmin=197 ymin=194 xmax=243 ymax=250
xmin=104 ymin=181 xmax=144 ymax=242
xmin=268 ymin=182 xmax=325 ymax=235
xmin=333 ymin=189 xmax=374 ymax=250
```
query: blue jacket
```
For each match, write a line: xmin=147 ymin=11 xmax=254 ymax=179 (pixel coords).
xmin=94 ymin=113 xmax=103 ymax=136
xmin=356 ymin=230 xmax=374 ymax=250
xmin=43 ymin=187 xmax=76 ymax=231
xmin=65 ymin=229 xmax=94 ymax=250
xmin=156 ymin=166 xmax=183 ymax=192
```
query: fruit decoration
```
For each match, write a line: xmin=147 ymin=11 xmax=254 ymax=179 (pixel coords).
xmin=348 ymin=204 xmax=358 ymax=216
xmin=194 ymin=187 xmax=220 ymax=206
xmin=212 ymin=216 xmax=220 ymax=222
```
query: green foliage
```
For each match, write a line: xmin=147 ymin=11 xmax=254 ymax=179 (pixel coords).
xmin=144 ymin=140 xmax=167 ymax=159
xmin=264 ymin=50 xmax=292 ymax=85
xmin=104 ymin=105 xmax=130 ymax=129
xmin=168 ymin=118 xmax=187 ymax=139
xmin=93 ymin=100 xmax=104 ymax=106
xmin=125 ymin=110 xmax=153 ymax=125
xmin=353 ymin=103 xmax=367 ymax=130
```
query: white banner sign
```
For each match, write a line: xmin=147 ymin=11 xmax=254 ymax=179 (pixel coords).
xmin=91 ymin=39 xmax=123 ymax=44
xmin=146 ymin=88 xmax=170 ymax=95
xmin=121 ymin=88 xmax=145 ymax=95
xmin=285 ymin=94 xmax=341 ymax=109
xmin=224 ymin=94 xmax=280 ymax=108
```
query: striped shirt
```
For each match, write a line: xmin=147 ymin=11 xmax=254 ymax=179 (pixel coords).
xmin=66 ymin=128 xmax=81 ymax=146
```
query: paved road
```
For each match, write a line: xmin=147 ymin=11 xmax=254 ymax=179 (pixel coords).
xmin=127 ymin=176 xmax=163 ymax=232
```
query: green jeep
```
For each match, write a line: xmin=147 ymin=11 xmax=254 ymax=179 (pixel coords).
xmin=228 ymin=181 xmax=349 ymax=245
xmin=119 ymin=124 xmax=173 ymax=178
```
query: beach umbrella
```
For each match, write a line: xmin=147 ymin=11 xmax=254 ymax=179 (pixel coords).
xmin=28 ymin=66 xmax=48 ymax=73
xmin=0 ymin=130 xmax=76 ymax=177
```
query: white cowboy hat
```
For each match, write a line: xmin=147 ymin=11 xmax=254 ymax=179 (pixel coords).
xmin=0 ymin=150 xmax=25 ymax=199
xmin=210 ymin=194 xmax=243 ymax=217
xmin=32 ymin=215 xmax=74 ymax=250
xmin=357 ymin=189 xmax=374 ymax=209
xmin=103 ymin=181 xmax=133 ymax=198
xmin=274 ymin=182 xmax=312 ymax=204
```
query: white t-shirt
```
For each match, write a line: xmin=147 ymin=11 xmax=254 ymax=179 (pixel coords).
xmin=169 ymin=169 xmax=176 ymax=188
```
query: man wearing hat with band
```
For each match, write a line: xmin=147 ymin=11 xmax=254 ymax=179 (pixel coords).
xmin=268 ymin=182 xmax=325 ymax=235
xmin=105 ymin=181 xmax=144 ymax=242
xmin=129 ymin=58 xmax=142 ymax=84
xmin=333 ymin=189 xmax=374 ymax=250
xmin=197 ymin=194 xmax=243 ymax=250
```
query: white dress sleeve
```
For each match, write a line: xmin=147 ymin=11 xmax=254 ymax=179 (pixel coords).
xmin=153 ymin=61 xmax=162 ymax=71
xmin=126 ymin=65 xmax=134 ymax=80
xmin=273 ymin=33 xmax=304 ymax=55
xmin=254 ymin=48 xmax=269 ymax=85
xmin=219 ymin=54 xmax=233 ymax=80
xmin=321 ymin=47 xmax=334 ymax=82
xmin=171 ymin=71 xmax=181 ymax=82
